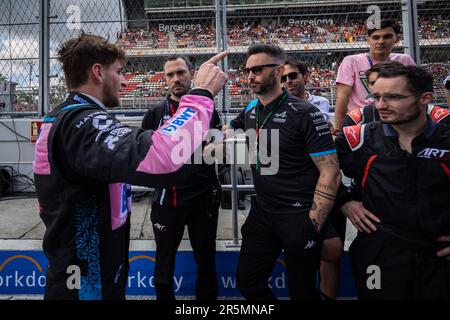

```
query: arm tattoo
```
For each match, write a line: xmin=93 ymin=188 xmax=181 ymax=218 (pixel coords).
xmin=310 ymin=217 xmax=321 ymax=233
xmin=311 ymin=154 xmax=340 ymax=168
xmin=317 ymin=203 xmax=333 ymax=224
xmin=317 ymin=183 xmax=338 ymax=192
xmin=310 ymin=201 xmax=333 ymax=231
xmin=313 ymin=155 xmax=327 ymax=163
xmin=314 ymin=190 xmax=336 ymax=201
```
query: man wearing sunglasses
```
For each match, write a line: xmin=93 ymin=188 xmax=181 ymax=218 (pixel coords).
xmin=336 ymin=64 xmax=450 ymax=299
xmin=229 ymin=44 xmax=341 ymax=300
xmin=282 ymin=60 xmax=345 ymax=301
xmin=334 ymin=19 xmax=415 ymax=134
xmin=281 ymin=61 xmax=332 ymax=122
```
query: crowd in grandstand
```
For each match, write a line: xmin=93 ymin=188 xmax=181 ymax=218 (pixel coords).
xmin=118 ymin=18 xmax=450 ymax=49
xmin=117 ymin=27 xmax=169 ymax=49
xmin=116 ymin=17 xmax=449 ymax=105
xmin=174 ymin=25 xmax=216 ymax=48
xmin=418 ymin=17 xmax=450 ymax=39
xmin=10 ymin=18 xmax=450 ymax=112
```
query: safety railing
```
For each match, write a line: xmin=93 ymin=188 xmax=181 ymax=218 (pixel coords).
xmin=132 ymin=136 xmax=252 ymax=247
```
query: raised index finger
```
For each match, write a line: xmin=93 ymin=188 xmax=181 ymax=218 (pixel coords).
xmin=206 ymin=51 xmax=229 ymax=65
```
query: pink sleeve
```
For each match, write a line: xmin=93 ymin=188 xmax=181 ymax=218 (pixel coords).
xmin=136 ymin=94 xmax=213 ymax=174
xmin=336 ymin=56 xmax=355 ymax=86
xmin=403 ymin=55 xmax=416 ymax=66
xmin=33 ymin=124 xmax=52 ymax=175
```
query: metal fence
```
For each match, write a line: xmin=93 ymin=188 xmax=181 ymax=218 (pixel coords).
xmin=0 ymin=0 xmax=449 ymax=115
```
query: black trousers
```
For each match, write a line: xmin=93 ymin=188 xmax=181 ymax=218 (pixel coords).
xmin=350 ymin=230 xmax=450 ymax=300
xmin=151 ymin=201 xmax=219 ymax=300
xmin=236 ymin=201 xmax=323 ymax=300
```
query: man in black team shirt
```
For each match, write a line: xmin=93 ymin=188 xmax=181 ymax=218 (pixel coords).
xmin=142 ymin=56 xmax=221 ymax=300
xmin=229 ymin=44 xmax=341 ymax=300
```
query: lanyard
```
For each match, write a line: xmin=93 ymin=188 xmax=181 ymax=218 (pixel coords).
xmin=159 ymin=98 xmax=176 ymax=127
xmin=367 ymin=54 xmax=390 ymax=67
xmin=255 ymin=91 xmax=288 ymax=135
xmin=254 ymin=92 xmax=288 ymax=171
xmin=165 ymin=98 xmax=176 ymax=116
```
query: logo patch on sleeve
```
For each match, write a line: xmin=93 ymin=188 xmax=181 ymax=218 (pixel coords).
xmin=430 ymin=106 xmax=450 ymax=123
xmin=347 ymin=108 xmax=363 ymax=125
xmin=343 ymin=125 xmax=365 ymax=151
xmin=160 ymin=108 xmax=197 ymax=135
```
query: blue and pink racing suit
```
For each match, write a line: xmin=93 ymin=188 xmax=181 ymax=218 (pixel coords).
xmin=33 ymin=90 xmax=214 ymax=300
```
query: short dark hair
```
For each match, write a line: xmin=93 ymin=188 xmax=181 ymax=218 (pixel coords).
xmin=164 ymin=56 xmax=194 ymax=71
xmin=368 ymin=19 xmax=401 ymax=36
xmin=58 ymin=33 xmax=126 ymax=89
xmin=247 ymin=44 xmax=286 ymax=63
xmin=285 ymin=60 xmax=308 ymax=76
xmin=377 ymin=64 xmax=434 ymax=94
xmin=366 ymin=61 xmax=404 ymax=78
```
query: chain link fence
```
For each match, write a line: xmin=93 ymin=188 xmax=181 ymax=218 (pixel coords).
xmin=0 ymin=0 xmax=448 ymax=116
xmin=0 ymin=0 xmax=40 ymax=114
xmin=49 ymin=0 xmax=125 ymax=108
xmin=417 ymin=0 xmax=450 ymax=105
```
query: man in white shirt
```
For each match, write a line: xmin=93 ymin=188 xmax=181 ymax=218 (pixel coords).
xmin=282 ymin=60 xmax=331 ymax=121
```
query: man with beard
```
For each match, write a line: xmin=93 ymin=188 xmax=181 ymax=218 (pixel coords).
xmin=336 ymin=64 xmax=450 ymax=299
xmin=282 ymin=60 xmax=346 ymax=300
xmin=34 ymin=34 xmax=228 ymax=300
xmin=334 ymin=19 xmax=415 ymax=133
xmin=141 ymin=56 xmax=221 ymax=300
xmin=342 ymin=61 xmax=449 ymax=237
xmin=229 ymin=44 xmax=341 ymax=300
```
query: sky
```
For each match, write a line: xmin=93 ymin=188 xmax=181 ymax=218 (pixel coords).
xmin=0 ymin=0 xmax=124 ymax=87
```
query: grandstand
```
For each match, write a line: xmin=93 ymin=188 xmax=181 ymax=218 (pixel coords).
xmin=117 ymin=0 xmax=450 ymax=109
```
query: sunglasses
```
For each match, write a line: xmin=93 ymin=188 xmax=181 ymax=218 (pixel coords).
xmin=243 ymin=64 xmax=279 ymax=76
xmin=281 ymin=72 xmax=301 ymax=83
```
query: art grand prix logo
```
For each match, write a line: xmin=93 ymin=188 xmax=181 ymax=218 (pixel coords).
xmin=0 ymin=254 xmax=46 ymax=292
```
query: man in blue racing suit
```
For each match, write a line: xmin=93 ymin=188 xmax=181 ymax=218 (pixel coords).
xmin=33 ymin=34 xmax=228 ymax=300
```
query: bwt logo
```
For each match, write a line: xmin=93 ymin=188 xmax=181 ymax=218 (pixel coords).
xmin=0 ymin=255 xmax=46 ymax=288
xmin=160 ymin=108 xmax=197 ymax=135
